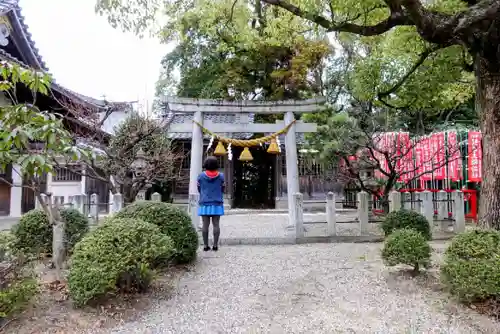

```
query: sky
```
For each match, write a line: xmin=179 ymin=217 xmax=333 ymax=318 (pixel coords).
xmin=19 ymin=0 xmax=171 ymax=109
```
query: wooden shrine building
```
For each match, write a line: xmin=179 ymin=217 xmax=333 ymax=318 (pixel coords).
xmin=0 ymin=1 xmax=131 ymax=217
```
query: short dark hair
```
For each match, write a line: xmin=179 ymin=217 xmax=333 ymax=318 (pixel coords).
xmin=203 ymin=156 xmax=219 ymax=170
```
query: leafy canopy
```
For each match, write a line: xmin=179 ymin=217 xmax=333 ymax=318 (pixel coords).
xmin=96 ymin=0 xmax=475 ymax=111
xmin=0 ymin=61 xmax=88 ymax=179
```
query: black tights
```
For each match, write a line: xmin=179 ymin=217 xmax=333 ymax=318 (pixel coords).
xmin=201 ymin=216 xmax=220 ymax=247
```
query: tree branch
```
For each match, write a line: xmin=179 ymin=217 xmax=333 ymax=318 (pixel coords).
xmin=261 ymin=0 xmax=413 ymax=35
xmin=377 ymin=44 xmax=442 ymax=99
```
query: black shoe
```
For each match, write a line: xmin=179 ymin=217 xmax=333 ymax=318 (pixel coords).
xmin=203 ymin=246 xmax=210 ymax=251
xmin=212 ymin=246 xmax=218 ymax=251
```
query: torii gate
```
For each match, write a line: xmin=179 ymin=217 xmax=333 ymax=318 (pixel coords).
xmin=164 ymin=96 xmax=325 ymax=228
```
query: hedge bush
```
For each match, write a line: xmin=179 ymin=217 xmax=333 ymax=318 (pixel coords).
xmin=441 ymin=230 xmax=500 ymax=302
xmin=0 ymin=279 xmax=38 ymax=319
xmin=381 ymin=228 xmax=431 ymax=274
xmin=0 ymin=231 xmax=15 ymax=262
xmin=68 ymin=217 xmax=175 ymax=306
xmin=381 ymin=209 xmax=431 ymax=240
xmin=0 ymin=232 xmax=38 ymax=320
xmin=11 ymin=208 xmax=89 ymax=256
xmin=114 ymin=201 xmax=198 ymax=264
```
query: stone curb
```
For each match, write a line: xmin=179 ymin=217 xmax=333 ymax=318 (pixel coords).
xmin=200 ymin=233 xmax=456 ymax=246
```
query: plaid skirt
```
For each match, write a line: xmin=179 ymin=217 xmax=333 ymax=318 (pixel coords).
xmin=198 ymin=205 xmax=225 ymax=216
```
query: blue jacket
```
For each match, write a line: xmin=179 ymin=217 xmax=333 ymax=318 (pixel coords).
xmin=197 ymin=172 xmax=225 ymax=206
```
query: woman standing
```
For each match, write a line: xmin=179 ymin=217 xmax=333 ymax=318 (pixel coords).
xmin=197 ymin=156 xmax=225 ymax=251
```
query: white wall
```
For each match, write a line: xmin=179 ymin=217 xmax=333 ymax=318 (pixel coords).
xmin=50 ymin=182 xmax=82 ymax=203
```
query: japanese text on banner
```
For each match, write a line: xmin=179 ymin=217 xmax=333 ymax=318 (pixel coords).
xmin=447 ymin=132 xmax=462 ymax=181
xmin=431 ymin=132 xmax=446 ymax=180
xmin=467 ymin=131 xmax=482 ymax=182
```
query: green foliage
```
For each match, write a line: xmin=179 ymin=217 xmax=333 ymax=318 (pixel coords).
xmin=0 ymin=61 xmax=88 ymax=179
xmin=154 ymin=5 xmax=332 ymax=100
xmin=0 ymin=231 xmax=15 ymax=262
xmin=381 ymin=228 xmax=431 ymax=273
xmin=441 ymin=230 xmax=500 ymax=302
xmin=11 ymin=208 xmax=89 ymax=256
xmin=382 ymin=210 xmax=431 ymax=240
xmin=99 ymin=113 xmax=179 ymax=203
xmin=0 ymin=278 xmax=38 ymax=319
xmin=0 ymin=232 xmax=38 ymax=319
xmin=114 ymin=201 xmax=198 ymax=264
xmin=68 ymin=217 xmax=174 ymax=306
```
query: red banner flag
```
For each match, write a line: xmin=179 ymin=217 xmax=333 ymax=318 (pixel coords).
xmin=398 ymin=132 xmax=413 ymax=182
xmin=431 ymin=132 xmax=446 ymax=180
xmin=373 ymin=132 xmax=390 ymax=178
xmin=468 ymin=131 xmax=482 ymax=182
xmin=447 ymin=131 xmax=462 ymax=181
xmin=420 ymin=136 xmax=433 ymax=181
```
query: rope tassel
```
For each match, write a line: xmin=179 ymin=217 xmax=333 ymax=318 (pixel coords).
xmin=239 ymin=147 xmax=253 ymax=161
xmin=214 ymin=141 xmax=226 ymax=156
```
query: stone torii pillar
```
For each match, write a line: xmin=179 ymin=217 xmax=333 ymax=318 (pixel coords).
xmin=188 ymin=110 xmax=203 ymax=227
xmin=285 ymin=111 xmax=299 ymax=227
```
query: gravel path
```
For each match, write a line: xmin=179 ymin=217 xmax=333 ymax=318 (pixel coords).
xmin=101 ymin=243 xmax=498 ymax=334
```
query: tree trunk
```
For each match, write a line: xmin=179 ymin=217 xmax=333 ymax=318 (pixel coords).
xmin=476 ymin=53 xmax=500 ymax=229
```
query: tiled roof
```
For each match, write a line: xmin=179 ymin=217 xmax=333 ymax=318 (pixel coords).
xmin=0 ymin=0 xmax=16 ymax=15
xmin=166 ymin=111 xmax=255 ymax=139
xmin=164 ymin=111 xmax=306 ymax=144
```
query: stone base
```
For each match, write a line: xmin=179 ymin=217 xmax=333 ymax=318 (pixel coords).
xmin=172 ymin=197 xmax=232 ymax=211
xmin=275 ymin=198 xmax=343 ymax=211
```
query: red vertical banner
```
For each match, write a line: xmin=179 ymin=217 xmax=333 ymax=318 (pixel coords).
xmin=386 ymin=132 xmax=396 ymax=173
xmin=414 ymin=138 xmax=423 ymax=177
xmin=468 ymin=131 xmax=482 ymax=182
xmin=432 ymin=132 xmax=446 ymax=180
xmin=447 ymin=131 xmax=462 ymax=181
xmin=398 ymin=132 xmax=413 ymax=182
xmin=420 ymin=136 xmax=433 ymax=181
xmin=374 ymin=132 xmax=390 ymax=178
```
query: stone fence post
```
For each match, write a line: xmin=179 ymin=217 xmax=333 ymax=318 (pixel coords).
xmin=326 ymin=192 xmax=337 ymax=236
xmin=357 ymin=191 xmax=369 ymax=236
xmin=90 ymin=193 xmax=99 ymax=225
xmin=420 ymin=190 xmax=434 ymax=225
xmin=151 ymin=192 xmax=161 ymax=201
xmin=135 ymin=190 xmax=146 ymax=201
xmin=110 ymin=193 xmax=123 ymax=214
xmin=453 ymin=191 xmax=466 ymax=233
xmin=294 ymin=193 xmax=304 ymax=238
xmin=71 ymin=194 xmax=87 ymax=216
xmin=188 ymin=193 xmax=199 ymax=230
xmin=389 ymin=191 xmax=401 ymax=212
xmin=438 ymin=190 xmax=448 ymax=231
xmin=414 ymin=192 xmax=422 ymax=213
xmin=403 ymin=192 xmax=412 ymax=210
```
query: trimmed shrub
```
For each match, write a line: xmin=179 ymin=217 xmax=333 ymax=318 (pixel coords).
xmin=441 ymin=230 xmax=500 ymax=302
xmin=381 ymin=228 xmax=431 ymax=274
xmin=381 ymin=209 xmax=431 ymax=240
xmin=114 ymin=201 xmax=198 ymax=264
xmin=0 ymin=231 xmax=15 ymax=262
xmin=68 ymin=218 xmax=175 ymax=307
xmin=0 ymin=279 xmax=38 ymax=319
xmin=11 ymin=208 xmax=89 ymax=256
xmin=0 ymin=232 xmax=38 ymax=320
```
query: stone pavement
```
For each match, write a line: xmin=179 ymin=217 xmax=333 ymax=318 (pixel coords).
xmin=0 ymin=217 xmax=18 ymax=231
xmin=197 ymin=211 xmax=455 ymax=245
xmin=101 ymin=242 xmax=498 ymax=334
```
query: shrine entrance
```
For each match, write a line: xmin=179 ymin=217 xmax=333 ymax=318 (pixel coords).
xmin=232 ymin=146 xmax=276 ymax=209
xmin=164 ymin=96 xmax=324 ymax=230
